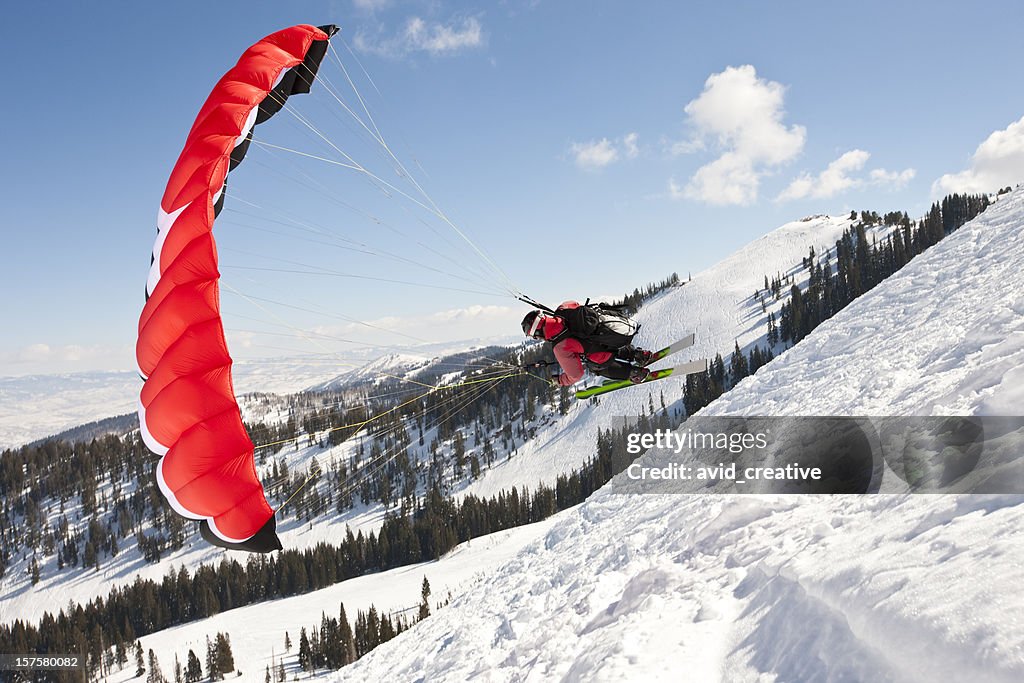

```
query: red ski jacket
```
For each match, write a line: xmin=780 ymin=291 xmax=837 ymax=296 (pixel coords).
xmin=540 ymin=301 xmax=614 ymax=386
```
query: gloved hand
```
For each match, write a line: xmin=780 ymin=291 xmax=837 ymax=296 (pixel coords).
xmin=550 ymin=372 xmax=562 ymax=387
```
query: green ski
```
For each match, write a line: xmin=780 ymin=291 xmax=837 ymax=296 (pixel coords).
xmin=575 ymin=358 xmax=709 ymax=399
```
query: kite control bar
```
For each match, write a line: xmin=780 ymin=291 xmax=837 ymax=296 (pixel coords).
xmin=517 ymin=295 xmax=556 ymax=314
xmin=518 ymin=359 xmax=559 ymax=369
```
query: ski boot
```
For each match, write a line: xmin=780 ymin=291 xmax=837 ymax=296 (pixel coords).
xmin=628 ymin=366 xmax=651 ymax=384
xmin=633 ymin=348 xmax=654 ymax=366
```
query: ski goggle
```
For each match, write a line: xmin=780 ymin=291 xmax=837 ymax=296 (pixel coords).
xmin=527 ymin=313 xmax=544 ymax=338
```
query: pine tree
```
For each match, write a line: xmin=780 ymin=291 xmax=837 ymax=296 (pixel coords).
xmin=298 ymin=627 xmax=312 ymax=671
xmin=135 ymin=641 xmax=146 ymax=678
xmin=366 ymin=607 xmax=381 ymax=651
xmin=683 ymin=371 xmax=710 ymax=416
xmin=185 ymin=650 xmax=202 ymax=683
xmin=339 ymin=603 xmax=356 ymax=666
xmin=284 ymin=631 xmax=291 ymax=652
xmin=558 ymin=385 xmax=571 ymax=415
xmin=205 ymin=635 xmax=220 ymax=681
xmin=789 ymin=285 xmax=805 ymax=341
xmin=729 ymin=341 xmax=749 ymax=384
xmin=146 ymin=649 xmax=165 ymax=683
xmin=215 ymin=633 xmax=234 ymax=677
xmin=379 ymin=613 xmax=396 ymax=642
xmin=419 ymin=576 xmax=432 ymax=621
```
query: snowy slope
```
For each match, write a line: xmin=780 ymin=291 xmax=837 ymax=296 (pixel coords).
xmin=333 ymin=190 xmax=1024 ymax=681
xmin=706 ymin=199 xmax=1024 ymax=416
xmin=335 ymin=495 xmax=1024 ymax=683
xmin=92 ymin=513 xmax=567 ymax=683
xmin=457 ymin=214 xmax=859 ymax=500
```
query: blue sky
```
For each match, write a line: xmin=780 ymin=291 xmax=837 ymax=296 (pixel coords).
xmin=2 ymin=0 xmax=1023 ymax=376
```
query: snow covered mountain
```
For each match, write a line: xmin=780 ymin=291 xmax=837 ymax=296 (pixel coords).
xmin=308 ymin=341 xmax=517 ymax=392
xmin=455 ymin=212 xmax=867 ymax=501
xmin=0 ymin=362 xmax=340 ymax=449
xmin=0 ymin=371 xmax=141 ymax=449
xmin=331 ymin=189 xmax=1024 ymax=681
xmin=0 ymin=337 xmax=518 ymax=449
xmin=5 ymin=190 xmax=1020 ymax=682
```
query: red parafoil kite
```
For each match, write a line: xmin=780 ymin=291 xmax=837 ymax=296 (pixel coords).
xmin=137 ymin=24 xmax=338 ymax=552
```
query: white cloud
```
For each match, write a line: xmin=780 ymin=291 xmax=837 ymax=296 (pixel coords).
xmin=677 ymin=65 xmax=806 ymax=205
xmin=354 ymin=16 xmax=485 ymax=58
xmin=406 ymin=17 xmax=483 ymax=53
xmin=932 ymin=115 xmax=1024 ymax=196
xmin=778 ymin=150 xmax=869 ymax=201
xmin=427 ymin=304 xmax=513 ymax=323
xmin=869 ymin=167 xmax=916 ymax=188
xmin=778 ymin=150 xmax=916 ymax=202
xmin=19 ymin=343 xmax=52 ymax=362
xmin=571 ymin=138 xmax=618 ymax=170
xmin=1 ymin=343 xmax=135 ymax=375
xmin=569 ymin=132 xmax=639 ymax=170
xmin=307 ymin=305 xmax=520 ymax=347
xmin=623 ymin=132 xmax=640 ymax=159
xmin=352 ymin=0 xmax=390 ymax=11
xmin=686 ymin=152 xmax=761 ymax=206
xmin=225 ymin=330 xmax=255 ymax=350
xmin=667 ymin=137 xmax=704 ymax=157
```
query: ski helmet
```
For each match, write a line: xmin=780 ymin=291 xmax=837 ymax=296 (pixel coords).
xmin=521 ymin=310 xmax=544 ymax=338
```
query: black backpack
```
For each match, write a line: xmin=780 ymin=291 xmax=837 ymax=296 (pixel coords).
xmin=549 ymin=302 xmax=639 ymax=354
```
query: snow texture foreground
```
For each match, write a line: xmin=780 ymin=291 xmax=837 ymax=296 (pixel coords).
xmin=337 ymin=494 xmax=1023 ymax=683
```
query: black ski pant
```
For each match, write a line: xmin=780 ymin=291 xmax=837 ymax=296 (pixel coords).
xmin=585 ymin=345 xmax=644 ymax=381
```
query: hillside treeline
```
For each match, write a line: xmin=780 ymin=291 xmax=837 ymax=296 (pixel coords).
xmin=0 ymin=399 xmax=678 ymax=678
xmin=683 ymin=192 xmax=991 ymax=413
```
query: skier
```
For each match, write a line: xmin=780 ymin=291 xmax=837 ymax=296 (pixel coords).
xmin=521 ymin=301 xmax=653 ymax=387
